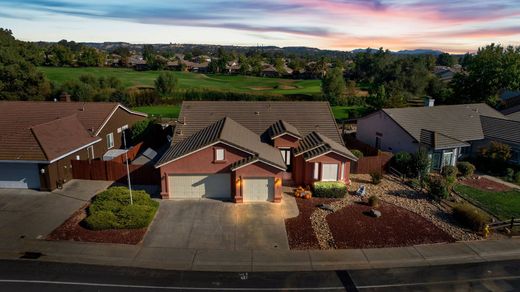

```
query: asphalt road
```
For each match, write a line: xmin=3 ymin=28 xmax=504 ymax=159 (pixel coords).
xmin=0 ymin=259 xmax=519 ymax=291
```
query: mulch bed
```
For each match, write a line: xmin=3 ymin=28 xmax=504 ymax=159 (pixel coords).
xmin=327 ymin=202 xmax=455 ymax=249
xmin=46 ymin=204 xmax=147 ymax=245
xmin=285 ymin=197 xmax=338 ymax=249
xmin=459 ymin=177 xmax=512 ymax=192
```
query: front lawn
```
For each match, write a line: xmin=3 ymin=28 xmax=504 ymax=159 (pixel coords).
xmin=454 ymin=183 xmax=520 ymax=220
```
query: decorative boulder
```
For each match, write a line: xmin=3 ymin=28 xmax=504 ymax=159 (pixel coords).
xmin=318 ymin=204 xmax=334 ymax=212
xmin=370 ymin=209 xmax=382 ymax=218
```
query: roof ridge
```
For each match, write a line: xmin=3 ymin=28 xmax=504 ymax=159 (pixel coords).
xmin=29 ymin=114 xmax=79 ymax=129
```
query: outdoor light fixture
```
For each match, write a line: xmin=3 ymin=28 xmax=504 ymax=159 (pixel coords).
xmin=40 ymin=168 xmax=45 ymax=174
xmin=275 ymin=178 xmax=282 ymax=187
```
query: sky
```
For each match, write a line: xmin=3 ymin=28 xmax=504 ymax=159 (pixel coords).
xmin=1 ymin=0 xmax=520 ymax=53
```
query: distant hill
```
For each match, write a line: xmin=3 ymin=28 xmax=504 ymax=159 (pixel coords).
xmin=351 ymin=48 xmax=444 ymax=56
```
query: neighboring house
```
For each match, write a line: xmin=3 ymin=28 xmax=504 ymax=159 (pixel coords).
xmin=260 ymin=65 xmax=279 ymax=78
xmin=477 ymin=116 xmax=520 ymax=165
xmin=499 ymin=90 xmax=520 ymax=108
xmin=155 ymin=101 xmax=358 ymax=203
xmin=0 ymin=101 xmax=147 ymax=190
xmin=356 ymin=103 xmax=505 ymax=171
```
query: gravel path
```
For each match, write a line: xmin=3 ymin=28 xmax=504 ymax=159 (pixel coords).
xmin=348 ymin=174 xmax=481 ymax=241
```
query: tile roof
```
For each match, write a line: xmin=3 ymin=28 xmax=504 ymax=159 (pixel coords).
xmin=267 ymin=120 xmax=302 ymax=140
xmin=31 ymin=115 xmax=100 ymax=161
xmin=480 ymin=116 xmax=520 ymax=145
xmin=380 ymin=103 xmax=505 ymax=143
xmin=156 ymin=117 xmax=286 ymax=170
xmin=419 ymin=129 xmax=470 ymax=150
xmin=173 ymin=101 xmax=343 ymax=145
xmin=294 ymin=132 xmax=358 ymax=161
xmin=0 ymin=101 xmax=145 ymax=161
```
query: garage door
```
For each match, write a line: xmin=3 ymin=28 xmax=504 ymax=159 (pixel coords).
xmin=0 ymin=163 xmax=40 ymax=189
xmin=243 ymin=178 xmax=274 ymax=202
xmin=168 ymin=174 xmax=231 ymax=199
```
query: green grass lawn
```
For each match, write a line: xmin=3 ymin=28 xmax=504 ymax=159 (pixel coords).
xmin=133 ymin=105 xmax=181 ymax=118
xmin=331 ymin=105 xmax=371 ymax=120
xmin=40 ymin=67 xmax=321 ymax=96
xmin=453 ymin=184 xmax=520 ymax=220
xmin=134 ymin=104 xmax=359 ymax=120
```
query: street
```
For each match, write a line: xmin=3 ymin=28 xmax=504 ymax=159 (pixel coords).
xmin=0 ymin=259 xmax=519 ymax=291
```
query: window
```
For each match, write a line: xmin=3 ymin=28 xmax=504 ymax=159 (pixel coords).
xmin=511 ymin=149 xmax=519 ymax=163
xmin=106 ymin=133 xmax=114 ymax=149
xmin=313 ymin=163 xmax=319 ymax=180
xmin=215 ymin=148 xmax=225 ymax=161
xmin=321 ymin=164 xmax=339 ymax=181
xmin=432 ymin=152 xmax=441 ymax=170
xmin=375 ymin=136 xmax=382 ymax=150
xmin=443 ymin=151 xmax=454 ymax=167
xmin=341 ymin=162 xmax=345 ymax=180
xmin=87 ymin=146 xmax=95 ymax=159
xmin=280 ymin=149 xmax=291 ymax=165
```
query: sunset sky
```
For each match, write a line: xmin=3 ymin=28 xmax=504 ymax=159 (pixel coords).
xmin=1 ymin=0 xmax=519 ymax=53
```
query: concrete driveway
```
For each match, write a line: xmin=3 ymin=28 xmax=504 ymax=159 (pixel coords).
xmin=0 ymin=180 xmax=112 ymax=246
xmin=144 ymin=195 xmax=298 ymax=250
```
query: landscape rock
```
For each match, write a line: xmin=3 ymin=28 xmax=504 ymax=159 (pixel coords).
xmin=370 ymin=209 xmax=382 ymax=218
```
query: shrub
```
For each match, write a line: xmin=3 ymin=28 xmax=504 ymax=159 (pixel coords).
xmin=506 ymin=168 xmax=515 ymax=182
xmin=452 ymin=203 xmax=491 ymax=232
xmin=428 ymin=176 xmax=449 ymax=200
xmin=118 ymin=204 xmax=158 ymax=229
xmin=83 ymin=187 xmax=159 ymax=230
xmin=515 ymin=172 xmax=520 ymax=184
xmin=368 ymin=195 xmax=379 ymax=207
xmin=394 ymin=151 xmax=412 ymax=176
xmin=130 ymin=119 xmax=152 ymax=143
xmin=442 ymin=165 xmax=458 ymax=188
xmin=83 ymin=211 xmax=119 ymax=230
xmin=312 ymin=182 xmax=347 ymax=198
xmin=456 ymin=162 xmax=475 ymax=177
xmin=351 ymin=149 xmax=364 ymax=158
xmin=370 ymin=172 xmax=382 ymax=185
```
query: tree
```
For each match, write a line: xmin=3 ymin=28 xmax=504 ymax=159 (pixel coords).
xmin=0 ymin=28 xmax=51 ymax=100
xmin=436 ymin=53 xmax=455 ymax=67
xmin=321 ymin=67 xmax=346 ymax=105
xmin=77 ymin=46 xmax=104 ymax=67
xmin=274 ymin=58 xmax=286 ymax=75
xmin=451 ymin=44 xmax=520 ymax=105
xmin=412 ymin=148 xmax=430 ymax=187
xmin=154 ymin=72 xmax=178 ymax=97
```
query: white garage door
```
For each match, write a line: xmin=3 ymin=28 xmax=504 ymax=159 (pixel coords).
xmin=0 ymin=163 xmax=40 ymax=189
xmin=168 ymin=174 xmax=231 ymax=199
xmin=243 ymin=178 xmax=274 ymax=202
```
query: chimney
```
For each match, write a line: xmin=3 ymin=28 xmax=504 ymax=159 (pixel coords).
xmin=59 ymin=92 xmax=71 ymax=102
xmin=424 ymin=97 xmax=435 ymax=107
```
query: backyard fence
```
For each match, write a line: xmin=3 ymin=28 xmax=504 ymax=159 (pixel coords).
xmin=71 ymin=159 xmax=160 ymax=185
xmin=110 ymin=142 xmax=145 ymax=163
xmin=351 ymin=151 xmax=393 ymax=174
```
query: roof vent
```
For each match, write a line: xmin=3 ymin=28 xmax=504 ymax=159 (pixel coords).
xmin=59 ymin=92 xmax=71 ymax=102
xmin=254 ymin=111 xmax=260 ymax=116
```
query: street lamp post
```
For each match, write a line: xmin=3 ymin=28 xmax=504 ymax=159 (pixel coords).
xmin=122 ymin=125 xmax=133 ymax=205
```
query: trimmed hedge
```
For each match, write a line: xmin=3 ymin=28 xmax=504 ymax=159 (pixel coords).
xmin=368 ymin=195 xmax=379 ymax=207
xmin=428 ymin=176 xmax=449 ymax=200
xmin=452 ymin=203 xmax=491 ymax=232
xmin=312 ymin=182 xmax=347 ymax=198
xmin=456 ymin=162 xmax=475 ymax=177
xmin=84 ymin=187 xmax=159 ymax=230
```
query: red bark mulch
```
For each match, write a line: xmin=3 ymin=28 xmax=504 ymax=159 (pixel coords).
xmin=459 ymin=177 xmax=512 ymax=192
xmin=285 ymin=197 xmax=338 ymax=249
xmin=46 ymin=205 xmax=147 ymax=245
xmin=327 ymin=202 xmax=455 ymax=249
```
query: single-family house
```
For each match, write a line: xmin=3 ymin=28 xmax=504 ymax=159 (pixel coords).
xmin=0 ymin=101 xmax=147 ymax=190
xmin=356 ymin=103 xmax=505 ymax=171
xmin=477 ymin=116 xmax=520 ymax=165
xmin=155 ymin=101 xmax=358 ymax=203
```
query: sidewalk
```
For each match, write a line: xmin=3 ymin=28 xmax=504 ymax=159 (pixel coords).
xmin=480 ymin=175 xmax=520 ymax=190
xmin=1 ymin=238 xmax=519 ymax=272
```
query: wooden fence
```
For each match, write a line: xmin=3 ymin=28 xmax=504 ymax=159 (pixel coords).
xmin=110 ymin=142 xmax=145 ymax=164
xmin=71 ymin=159 xmax=160 ymax=185
xmin=488 ymin=218 xmax=520 ymax=230
xmin=352 ymin=152 xmax=393 ymax=174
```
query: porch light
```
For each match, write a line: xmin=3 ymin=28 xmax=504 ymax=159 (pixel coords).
xmin=275 ymin=178 xmax=282 ymax=187
xmin=235 ymin=178 xmax=241 ymax=187
xmin=40 ymin=168 xmax=45 ymax=174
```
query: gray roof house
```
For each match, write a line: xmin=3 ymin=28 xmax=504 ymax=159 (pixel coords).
xmin=478 ymin=116 xmax=520 ymax=165
xmin=356 ymin=103 xmax=505 ymax=170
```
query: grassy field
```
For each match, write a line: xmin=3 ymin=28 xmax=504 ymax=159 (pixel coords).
xmin=133 ymin=105 xmax=181 ymax=118
xmin=40 ymin=67 xmax=321 ymax=96
xmin=453 ymin=184 xmax=520 ymax=220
